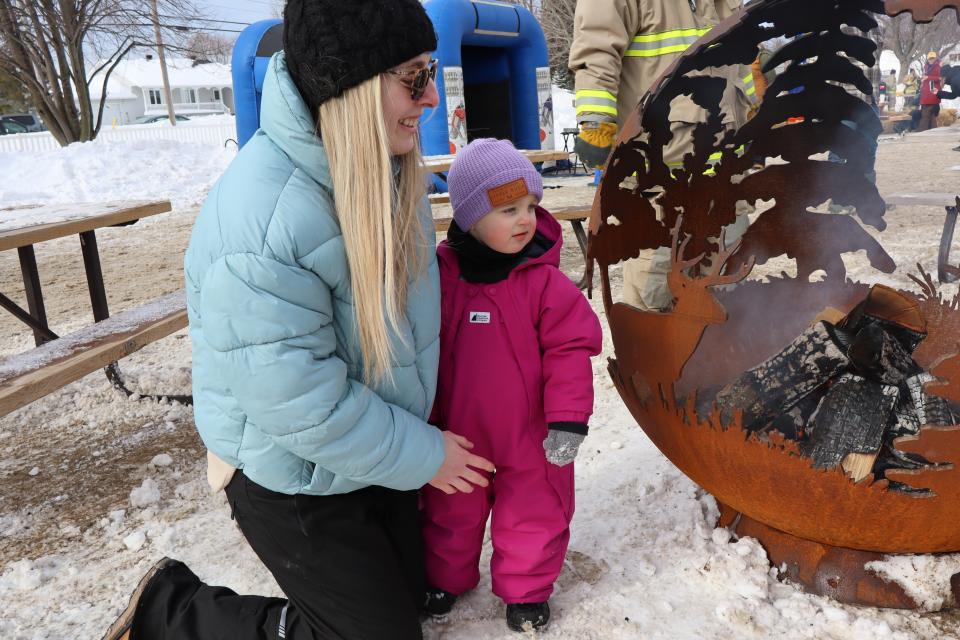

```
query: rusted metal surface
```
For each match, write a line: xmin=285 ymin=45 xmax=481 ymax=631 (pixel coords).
xmin=732 ymin=514 xmax=920 ymax=609
xmin=885 ymin=0 xmax=960 ymax=22
xmin=589 ymin=0 xmax=960 ymax=572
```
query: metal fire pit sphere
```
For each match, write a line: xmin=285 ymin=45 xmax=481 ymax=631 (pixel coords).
xmin=588 ymin=0 xmax=960 ymax=605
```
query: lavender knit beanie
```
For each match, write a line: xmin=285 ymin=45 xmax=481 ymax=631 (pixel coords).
xmin=448 ymin=139 xmax=544 ymax=230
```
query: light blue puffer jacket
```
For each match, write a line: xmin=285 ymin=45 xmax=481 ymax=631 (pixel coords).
xmin=184 ymin=53 xmax=444 ymax=495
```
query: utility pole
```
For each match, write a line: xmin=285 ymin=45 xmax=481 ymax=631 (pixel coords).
xmin=149 ymin=0 xmax=177 ymax=126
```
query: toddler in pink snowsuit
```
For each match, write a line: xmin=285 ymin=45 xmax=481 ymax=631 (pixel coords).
xmin=421 ymin=138 xmax=602 ymax=632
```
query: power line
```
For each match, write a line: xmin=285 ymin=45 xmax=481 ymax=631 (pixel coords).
xmin=202 ymin=0 xmax=278 ymax=18
xmin=100 ymin=23 xmax=245 ymax=34
xmin=155 ymin=13 xmax=253 ymax=26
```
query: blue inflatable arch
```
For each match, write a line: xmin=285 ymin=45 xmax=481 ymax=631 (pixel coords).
xmin=422 ymin=0 xmax=553 ymax=157
xmin=230 ymin=4 xmax=553 ymax=163
xmin=231 ymin=19 xmax=283 ymax=148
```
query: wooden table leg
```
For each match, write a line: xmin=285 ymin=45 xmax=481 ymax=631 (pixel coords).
xmin=76 ymin=230 xmax=191 ymax=405
xmin=79 ymin=230 xmax=131 ymax=395
xmin=17 ymin=245 xmax=52 ymax=346
xmin=79 ymin=230 xmax=110 ymax=321
xmin=938 ymin=198 xmax=959 ymax=284
xmin=569 ymin=218 xmax=592 ymax=290
xmin=0 ymin=291 xmax=59 ymax=343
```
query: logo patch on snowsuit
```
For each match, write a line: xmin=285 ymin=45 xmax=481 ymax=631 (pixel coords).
xmin=469 ymin=311 xmax=491 ymax=324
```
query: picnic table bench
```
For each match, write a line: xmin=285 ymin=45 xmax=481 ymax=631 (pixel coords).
xmin=422 ymin=148 xmax=569 ymax=174
xmin=0 ymin=200 xmax=189 ymax=416
xmin=0 ymin=291 xmax=186 ymax=415
xmin=884 ymin=192 xmax=960 ymax=284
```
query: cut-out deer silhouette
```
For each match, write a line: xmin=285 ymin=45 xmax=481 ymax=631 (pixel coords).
xmin=609 ymin=217 xmax=755 ymax=408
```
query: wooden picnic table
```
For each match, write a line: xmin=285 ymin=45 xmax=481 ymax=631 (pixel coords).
xmin=883 ymin=193 xmax=958 ymax=208
xmin=884 ymin=192 xmax=960 ymax=285
xmin=422 ymin=149 xmax=569 ymax=174
xmin=0 ymin=200 xmax=188 ymax=407
xmin=0 ymin=200 xmax=172 ymax=345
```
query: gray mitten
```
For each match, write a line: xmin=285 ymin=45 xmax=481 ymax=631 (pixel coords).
xmin=543 ymin=423 xmax=588 ymax=466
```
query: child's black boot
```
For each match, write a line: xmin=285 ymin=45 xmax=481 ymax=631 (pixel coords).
xmin=506 ymin=601 xmax=550 ymax=632
xmin=423 ymin=587 xmax=457 ymax=616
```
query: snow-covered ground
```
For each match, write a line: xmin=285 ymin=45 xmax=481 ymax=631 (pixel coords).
xmin=0 ymin=139 xmax=235 ymax=210
xmin=1 ymin=121 xmax=960 ymax=639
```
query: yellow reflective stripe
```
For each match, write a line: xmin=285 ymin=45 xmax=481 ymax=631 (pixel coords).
xmin=625 ymin=27 xmax=712 ymax=58
xmin=626 ymin=44 xmax=702 ymax=57
xmin=631 ymin=27 xmax=712 ymax=43
xmin=576 ymin=104 xmax=618 ymax=116
xmin=576 ymin=89 xmax=617 ymax=101
xmin=742 ymin=72 xmax=756 ymax=96
xmin=665 ymin=147 xmax=745 ymax=174
xmin=575 ymin=89 xmax=618 ymax=117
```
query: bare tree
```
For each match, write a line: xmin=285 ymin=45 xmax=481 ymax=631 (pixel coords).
xmin=0 ymin=69 xmax=29 ymax=113
xmin=182 ymin=32 xmax=233 ymax=64
xmin=540 ymin=0 xmax=576 ymax=90
xmin=0 ymin=0 xmax=202 ymax=146
xmin=501 ymin=0 xmax=541 ymax=15
xmin=885 ymin=8 xmax=960 ymax=78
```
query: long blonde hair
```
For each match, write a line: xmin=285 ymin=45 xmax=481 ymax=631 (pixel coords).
xmin=319 ymin=75 xmax=427 ymax=385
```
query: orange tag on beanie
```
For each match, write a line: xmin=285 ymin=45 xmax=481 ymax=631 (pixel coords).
xmin=487 ymin=178 xmax=529 ymax=208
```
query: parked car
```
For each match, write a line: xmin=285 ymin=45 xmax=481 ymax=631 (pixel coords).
xmin=0 ymin=113 xmax=44 ymax=132
xmin=0 ymin=119 xmax=29 ymax=135
xmin=134 ymin=114 xmax=191 ymax=124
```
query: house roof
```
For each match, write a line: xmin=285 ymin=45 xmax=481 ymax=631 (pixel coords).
xmin=89 ymin=57 xmax=232 ymax=99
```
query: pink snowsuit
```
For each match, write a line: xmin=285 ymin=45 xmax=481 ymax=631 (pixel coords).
xmin=422 ymin=208 xmax=602 ymax=604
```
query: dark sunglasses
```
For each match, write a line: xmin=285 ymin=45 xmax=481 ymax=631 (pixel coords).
xmin=387 ymin=59 xmax=438 ymax=101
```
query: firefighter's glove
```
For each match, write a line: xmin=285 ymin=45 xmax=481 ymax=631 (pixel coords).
xmin=574 ymin=122 xmax=617 ymax=170
xmin=543 ymin=423 xmax=588 ymax=466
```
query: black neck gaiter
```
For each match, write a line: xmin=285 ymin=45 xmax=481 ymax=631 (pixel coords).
xmin=446 ymin=221 xmax=551 ymax=284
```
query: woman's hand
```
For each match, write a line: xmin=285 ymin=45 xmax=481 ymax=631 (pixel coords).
xmin=428 ymin=432 xmax=495 ymax=494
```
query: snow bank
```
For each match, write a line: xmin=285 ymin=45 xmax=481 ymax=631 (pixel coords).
xmin=0 ymin=139 xmax=235 ymax=210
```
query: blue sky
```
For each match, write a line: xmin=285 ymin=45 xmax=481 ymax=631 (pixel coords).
xmin=195 ymin=0 xmax=278 ymax=34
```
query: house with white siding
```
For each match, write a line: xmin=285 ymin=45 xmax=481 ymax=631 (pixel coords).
xmin=89 ymin=55 xmax=234 ymax=126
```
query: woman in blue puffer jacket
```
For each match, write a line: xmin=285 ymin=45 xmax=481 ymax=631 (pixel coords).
xmin=102 ymin=1 xmax=493 ymax=639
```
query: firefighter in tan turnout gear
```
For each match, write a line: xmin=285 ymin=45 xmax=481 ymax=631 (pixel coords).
xmin=570 ymin=0 xmax=754 ymax=311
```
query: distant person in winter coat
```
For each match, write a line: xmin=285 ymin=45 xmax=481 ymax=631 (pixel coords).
xmin=420 ymin=139 xmax=603 ymax=633
xmin=102 ymin=2 xmax=494 ymax=640
xmin=936 ymin=64 xmax=960 ymax=151
xmin=918 ymin=51 xmax=943 ymax=131
xmin=939 ymin=65 xmax=960 ymax=101
xmin=903 ymin=69 xmax=919 ymax=107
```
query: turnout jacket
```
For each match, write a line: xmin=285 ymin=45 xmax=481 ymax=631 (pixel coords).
xmin=569 ymin=0 xmax=753 ymax=164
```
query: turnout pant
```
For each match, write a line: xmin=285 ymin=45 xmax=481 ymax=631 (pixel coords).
xmin=132 ymin=472 xmax=425 ymax=640
xmin=623 ymin=213 xmax=750 ymax=311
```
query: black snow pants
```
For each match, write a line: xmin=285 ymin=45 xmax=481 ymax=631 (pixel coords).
xmin=131 ymin=471 xmax=426 ymax=640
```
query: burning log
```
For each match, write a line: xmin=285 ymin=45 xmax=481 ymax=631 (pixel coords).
xmin=906 ymin=372 xmax=956 ymax=427
xmin=767 ymin=392 xmax=822 ymax=440
xmin=846 ymin=322 xmax=920 ymax=385
xmin=712 ymin=322 xmax=848 ymax=432
xmin=800 ymin=373 xmax=899 ymax=471
xmin=705 ymin=285 xmax=958 ymax=488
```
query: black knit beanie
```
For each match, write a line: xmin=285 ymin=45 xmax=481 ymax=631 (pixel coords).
xmin=283 ymin=0 xmax=438 ymax=116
